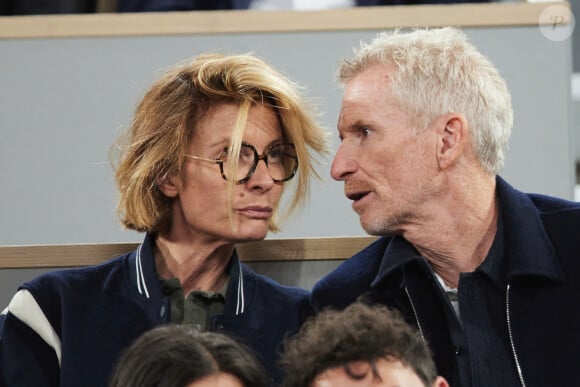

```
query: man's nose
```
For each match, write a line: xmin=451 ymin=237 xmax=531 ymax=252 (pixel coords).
xmin=330 ymin=142 xmax=358 ymax=181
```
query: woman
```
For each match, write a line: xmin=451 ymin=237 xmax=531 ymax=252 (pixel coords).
xmin=0 ymin=53 xmax=328 ymax=387
xmin=109 ymin=325 xmax=268 ymax=387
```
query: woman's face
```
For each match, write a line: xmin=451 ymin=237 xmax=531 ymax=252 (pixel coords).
xmin=161 ymin=102 xmax=285 ymax=244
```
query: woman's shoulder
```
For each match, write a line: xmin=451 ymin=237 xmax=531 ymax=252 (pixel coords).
xmin=22 ymin=252 xmax=133 ymax=303
xmin=241 ymin=264 xmax=309 ymax=300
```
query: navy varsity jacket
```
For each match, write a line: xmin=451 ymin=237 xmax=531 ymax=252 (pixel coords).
xmin=0 ymin=234 xmax=311 ymax=386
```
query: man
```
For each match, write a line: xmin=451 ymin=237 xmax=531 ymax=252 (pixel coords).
xmin=311 ymin=27 xmax=580 ymax=387
xmin=281 ymin=303 xmax=449 ymax=387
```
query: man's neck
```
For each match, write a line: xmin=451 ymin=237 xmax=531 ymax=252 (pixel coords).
xmin=402 ymin=174 xmax=498 ymax=288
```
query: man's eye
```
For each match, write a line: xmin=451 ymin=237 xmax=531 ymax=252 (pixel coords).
xmin=360 ymin=127 xmax=371 ymax=137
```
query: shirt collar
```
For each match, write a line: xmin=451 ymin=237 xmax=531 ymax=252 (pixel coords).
xmin=159 ymin=276 xmax=229 ymax=300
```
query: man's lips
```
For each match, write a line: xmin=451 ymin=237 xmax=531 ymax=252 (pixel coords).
xmin=345 ymin=190 xmax=370 ymax=201
xmin=345 ymin=183 xmax=372 ymax=212
xmin=236 ymin=206 xmax=273 ymax=219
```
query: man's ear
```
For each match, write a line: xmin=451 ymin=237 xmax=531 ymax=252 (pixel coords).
xmin=156 ymin=174 xmax=179 ymax=198
xmin=436 ymin=113 xmax=467 ymax=170
xmin=432 ymin=376 xmax=450 ymax=387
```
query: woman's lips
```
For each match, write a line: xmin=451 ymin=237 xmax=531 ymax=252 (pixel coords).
xmin=236 ymin=206 xmax=273 ymax=219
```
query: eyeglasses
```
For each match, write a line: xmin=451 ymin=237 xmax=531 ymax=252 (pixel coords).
xmin=185 ymin=143 xmax=298 ymax=184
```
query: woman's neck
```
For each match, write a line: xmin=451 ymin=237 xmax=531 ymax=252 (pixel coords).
xmin=154 ymin=233 xmax=234 ymax=296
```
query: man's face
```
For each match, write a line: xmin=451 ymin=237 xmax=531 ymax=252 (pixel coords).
xmin=331 ymin=64 xmax=439 ymax=236
xmin=311 ymin=359 xmax=427 ymax=387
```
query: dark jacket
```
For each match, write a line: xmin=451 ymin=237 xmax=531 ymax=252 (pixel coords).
xmin=0 ymin=234 xmax=311 ymax=387
xmin=311 ymin=177 xmax=580 ymax=387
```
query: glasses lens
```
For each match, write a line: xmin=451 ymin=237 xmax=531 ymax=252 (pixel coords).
xmin=267 ymin=144 xmax=297 ymax=182
xmin=221 ymin=144 xmax=297 ymax=183
xmin=220 ymin=145 xmax=254 ymax=182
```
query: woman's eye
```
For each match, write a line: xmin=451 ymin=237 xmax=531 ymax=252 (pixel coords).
xmin=238 ymin=146 xmax=255 ymax=163
xmin=268 ymin=148 xmax=283 ymax=160
xmin=218 ymin=149 xmax=229 ymax=161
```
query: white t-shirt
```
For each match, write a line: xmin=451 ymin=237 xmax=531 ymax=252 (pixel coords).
xmin=434 ymin=271 xmax=461 ymax=320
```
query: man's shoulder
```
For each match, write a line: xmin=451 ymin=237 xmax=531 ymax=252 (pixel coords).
xmin=311 ymin=236 xmax=391 ymax=311
xmin=528 ymin=193 xmax=580 ymax=213
xmin=499 ymin=178 xmax=580 ymax=242
xmin=498 ymin=176 xmax=580 ymax=218
xmin=527 ymin=194 xmax=580 ymax=256
xmin=319 ymin=236 xmax=390 ymax=281
xmin=526 ymin=193 xmax=580 ymax=235
xmin=529 ymin=193 xmax=580 ymax=216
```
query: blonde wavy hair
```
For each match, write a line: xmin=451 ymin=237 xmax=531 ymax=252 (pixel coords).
xmin=337 ymin=27 xmax=513 ymax=175
xmin=113 ymin=53 xmax=328 ymax=234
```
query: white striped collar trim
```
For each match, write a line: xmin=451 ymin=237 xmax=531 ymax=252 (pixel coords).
xmin=135 ymin=244 xmax=150 ymax=299
xmin=236 ymin=260 xmax=245 ymax=315
xmin=135 ymin=242 xmax=245 ymax=315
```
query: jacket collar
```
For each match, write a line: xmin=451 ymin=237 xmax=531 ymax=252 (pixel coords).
xmin=495 ymin=176 xmax=563 ymax=283
xmin=129 ymin=234 xmax=253 ymax=314
xmin=371 ymin=236 xmax=424 ymax=288
xmin=223 ymin=251 xmax=254 ymax=316
xmin=370 ymin=176 xmax=564 ymax=288
xmin=128 ymin=233 xmax=161 ymax=301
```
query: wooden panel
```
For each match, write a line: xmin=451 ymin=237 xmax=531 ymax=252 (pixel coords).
xmin=0 ymin=237 xmax=377 ymax=269
xmin=236 ymin=236 xmax=377 ymax=261
xmin=0 ymin=2 xmax=571 ymax=39
xmin=0 ymin=243 xmax=138 ymax=269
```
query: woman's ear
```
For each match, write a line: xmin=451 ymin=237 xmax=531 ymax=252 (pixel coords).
xmin=157 ymin=174 xmax=179 ymax=198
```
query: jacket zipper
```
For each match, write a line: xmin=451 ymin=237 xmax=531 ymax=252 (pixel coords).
xmin=404 ymin=286 xmax=425 ymax=341
xmin=407 ymin=282 xmax=528 ymax=386
xmin=506 ymin=283 xmax=526 ymax=387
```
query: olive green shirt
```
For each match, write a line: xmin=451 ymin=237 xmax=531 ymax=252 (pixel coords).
xmin=160 ymin=277 xmax=228 ymax=332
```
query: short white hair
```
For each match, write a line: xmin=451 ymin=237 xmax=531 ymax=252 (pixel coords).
xmin=337 ymin=27 xmax=513 ymax=175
